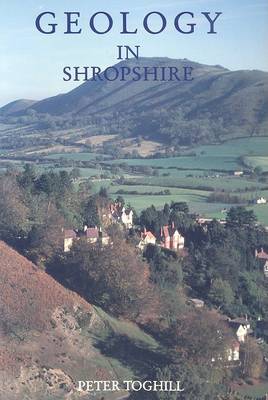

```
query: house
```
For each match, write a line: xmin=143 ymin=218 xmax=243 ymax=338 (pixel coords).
xmin=99 ymin=227 xmax=110 ymax=246
xmin=138 ymin=228 xmax=156 ymax=251
xmin=256 ymin=197 xmax=267 ymax=205
xmin=211 ymin=338 xmax=240 ymax=363
xmin=227 ymin=340 xmax=240 ymax=362
xmin=84 ymin=226 xmax=110 ymax=246
xmin=209 ymin=312 xmax=241 ymax=363
xmin=255 ymin=248 xmax=268 ymax=260
xmin=229 ymin=317 xmax=252 ymax=343
xmin=63 ymin=226 xmax=110 ymax=252
xmin=63 ymin=229 xmax=77 ymax=253
xmin=110 ymin=203 xmax=134 ymax=229
xmin=160 ymin=223 xmax=185 ymax=251
xmin=234 ymin=171 xmax=244 ymax=177
xmin=188 ymin=298 xmax=204 ymax=309
xmin=121 ymin=207 xmax=134 ymax=229
xmin=84 ymin=226 xmax=99 ymax=244
xmin=255 ymin=248 xmax=268 ymax=277
xmin=196 ymin=218 xmax=226 ymax=226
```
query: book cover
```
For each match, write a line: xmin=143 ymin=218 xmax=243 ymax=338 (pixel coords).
xmin=0 ymin=1 xmax=268 ymax=399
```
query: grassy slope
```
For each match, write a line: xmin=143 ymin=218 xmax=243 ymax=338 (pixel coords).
xmin=0 ymin=241 xmax=162 ymax=400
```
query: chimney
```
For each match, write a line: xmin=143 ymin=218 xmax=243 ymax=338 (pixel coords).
xmin=172 ymin=221 xmax=175 ymax=230
xmin=160 ymin=227 xmax=163 ymax=237
xmin=84 ymin=225 xmax=88 ymax=232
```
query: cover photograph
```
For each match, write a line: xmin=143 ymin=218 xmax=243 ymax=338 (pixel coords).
xmin=1 ymin=1 xmax=268 ymax=399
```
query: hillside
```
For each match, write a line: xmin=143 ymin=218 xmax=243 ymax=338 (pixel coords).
xmin=0 ymin=99 xmax=37 ymax=116
xmin=25 ymin=58 xmax=226 ymax=116
xmin=1 ymin=57 xmax=268 ymax=145
xmin=0 ymin=241 xmax=160 ymax=400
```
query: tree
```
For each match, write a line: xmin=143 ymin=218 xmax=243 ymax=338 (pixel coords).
xmin=139 ymin=205 xmax=168 ymax=235
xmin=154 ymin=366 xmax=178 ymax=400
xmin=53 ymin=239 xmax=159 ymax=320
xmin=167 ymin=361 xmax=227 ymax=400
xmin=208 ymin=278 xmax=235 ymax=311
xmin=144 ymin=245 xmax=183 ymax=289
xmin=35 ymin=170 xmax=73 ymax=198
xmin=170 ymin=202 xmax=189 ymax=214
xmin=226 ymin=206 xmax=257 ymax=228
xmin=206 ymin=243 xmax=241 ymax=288
xmin=241 ymin=338 xmax=264 ymax=379
xmin=17 ymin=164 xmax=37 ymax=191
xmin=115 ymin=195 xmax=125 ymax=206
xmin=238 ymin=271 xmax=267 ymax=317
xmin=70 ymin=168 xmax=81 ymax=181
xmin=26 ymin=204 xmax=65 ymax=263
xmin=163 ymin=203 xmax=170 ymax=217
xmin=253 ymin=166 xmax=263 ymax=177
xmin=0 ymin=175 xmax=29 ymax=240
xmin=83 ymin=196 xmax=100 ymax=227
xmin=99 ymin=186 xmax=108 ymax=198
xmin=169 ymin=310 xmax=233 ymax=367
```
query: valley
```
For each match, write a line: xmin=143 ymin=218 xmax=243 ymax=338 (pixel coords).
xmin=0 ymin=127 xmax=267 ymax=225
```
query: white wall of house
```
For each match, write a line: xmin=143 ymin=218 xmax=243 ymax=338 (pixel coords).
xmin=64 ymin=238 xmax=74 ymax=253
xmin=236 ymin=325 xmax=248 ymax=342
xmin=121 ymin=209 xmax=133 ymax=229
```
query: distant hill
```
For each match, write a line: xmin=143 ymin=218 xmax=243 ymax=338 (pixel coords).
xmin=0 ymin=99 xmax=37 ymax=116
xmin=0 ymin=241 xmax=159 ymax=400
xmin=1 ymin=57 xmax=268 ymax=145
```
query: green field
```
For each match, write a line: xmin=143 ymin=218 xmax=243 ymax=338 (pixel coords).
xmin=124 ymin=176 xmax=267 ymax=191
xmin=106 ymin=137 xmax=268 ymax=171
xmin=93 ymin=181 xmax=233 ymax=216
xmin=1 ymin=136 xmax=268 ymax=225
xmin=245 ymin=156 xmax=268 ymax=171
xmin=111 ymin=193 xmax=232 ymax=216
xmin=110 ymin=184 xmax=210 ymax=199
xmin=108 ymin=155 xmax=240 ymax=171
xmin=52 ymin=167 xmax=108 ymax=178
xmin=236 ymin=381 xmax=268 ymax=398
xmin=249 ymin=204 xmax=268 ymax=225
xmin=20 ymin=137 xmax=268 ymax=171
xmin=45 ymin=152 xmax=107 ymax=161
xmin=195 ymin=137 xmax=268 ymax=157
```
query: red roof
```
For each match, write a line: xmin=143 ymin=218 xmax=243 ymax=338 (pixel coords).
xmin=163 ymin=226 xmax=170 ymax=238
xmin=162 ymin=225 xmax=178 ymax=238
xmin=85 ymin=228 xmax=99 ymax=239
xmin=64 ymin=230 xmax=77 ymax=239
xmin=231 ymin=339 xmax=240 ymax=350
xmin=141 ymin=231 xmax=156 ymax=240
xmin=256 ymin=249 xmax=268 ymax=260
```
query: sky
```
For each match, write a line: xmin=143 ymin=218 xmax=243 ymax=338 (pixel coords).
xmin=0 ymin=0 xmax=268 ymax=107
